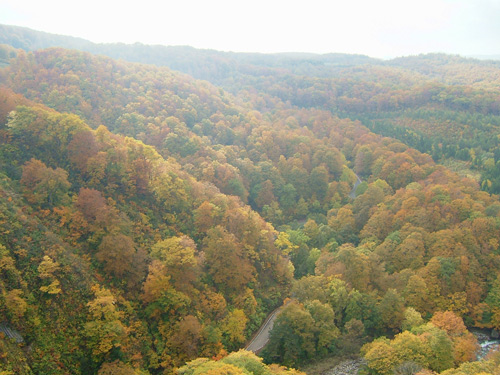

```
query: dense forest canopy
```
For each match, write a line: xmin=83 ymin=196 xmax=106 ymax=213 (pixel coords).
xmin=0 ymin=25 xmax=499 ymax=375
xmin=2 ymin=24 xmax=499 ymax=194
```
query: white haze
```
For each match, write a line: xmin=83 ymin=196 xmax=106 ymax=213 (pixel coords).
xmin=1 ymin=0 xmax=500 ymax=59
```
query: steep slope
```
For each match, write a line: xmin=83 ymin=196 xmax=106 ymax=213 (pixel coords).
xmin=0 ymin=90 xmax=292 ymax=374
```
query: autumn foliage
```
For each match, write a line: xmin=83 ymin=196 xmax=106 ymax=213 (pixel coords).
xmin=0 ymin=44 xmax=499 ymax=375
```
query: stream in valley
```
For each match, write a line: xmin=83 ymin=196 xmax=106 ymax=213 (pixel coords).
xmin=473 ymin=330 xmax=500 ymax=360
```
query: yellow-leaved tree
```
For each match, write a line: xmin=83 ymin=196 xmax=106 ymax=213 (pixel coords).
xmin=84 ymin=285 xmax=127 ymax=356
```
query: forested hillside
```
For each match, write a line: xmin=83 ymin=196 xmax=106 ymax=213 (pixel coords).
xmin=2 ymin=24 xmax=500 ymax=194
xmin=0 ymin=29 xmax=499 ymax=375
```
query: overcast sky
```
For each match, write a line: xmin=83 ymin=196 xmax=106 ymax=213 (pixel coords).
xmin=1 ymin=0 xmax=499 ymax=59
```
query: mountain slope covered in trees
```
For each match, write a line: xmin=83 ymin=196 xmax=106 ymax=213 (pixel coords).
xmin=0 ymin=29 xmax=499 ymax=375
xmin=2 ymin=23 xmax=499 ymax=194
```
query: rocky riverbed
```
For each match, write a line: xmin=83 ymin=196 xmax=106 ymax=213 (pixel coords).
xmin=318 ymin=330 xmax=498 ymax=375
xmin=324 ymin=359 xmax=367 ymax=375
xmin=473 ymin=330 xmax=500 ymax=360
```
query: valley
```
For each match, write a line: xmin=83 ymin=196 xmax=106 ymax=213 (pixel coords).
xmin=0 ymin=25 xmax=499 ymax=375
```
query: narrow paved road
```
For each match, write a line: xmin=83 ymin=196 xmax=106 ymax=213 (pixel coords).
xmin=349 ymin=173 xmax=363 ymax=199
xmin=245 ymin=302 xmax=288 ymax=353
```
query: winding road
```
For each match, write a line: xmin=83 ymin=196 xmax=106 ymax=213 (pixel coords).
xmin=349 ymin=173 xmax=363 ymax=199
xmin=245 ymin=302 xmax=289 ymax=353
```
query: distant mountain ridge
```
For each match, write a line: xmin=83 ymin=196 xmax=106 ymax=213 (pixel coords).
xmin=2 ymin=23 xmax=500 ymax=87
xmin=0 ymin=23 xmax=388 ymax=84
xmin=0 ymin=24 xmax=377 ymax=63
xmin=0 ymin=24 xmax=94 ymax=51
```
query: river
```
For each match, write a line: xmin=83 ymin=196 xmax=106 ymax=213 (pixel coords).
xmin=474 ymin=330 xmax=500 ymax=360
xmin=321 ymin=333 xmax=499 ymax=375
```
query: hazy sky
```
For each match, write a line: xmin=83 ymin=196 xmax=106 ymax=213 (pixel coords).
xmin=1 ymin=0 xmax=499 ymax=58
